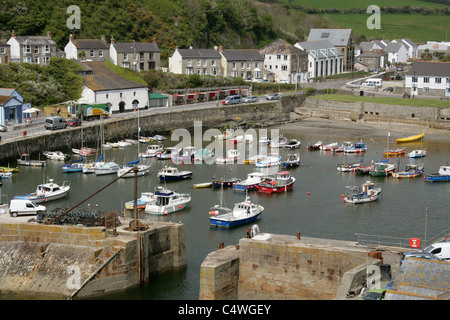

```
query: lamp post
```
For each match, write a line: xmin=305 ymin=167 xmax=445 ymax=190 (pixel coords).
xmin=413 ymin=71 xmax=416 ymax=99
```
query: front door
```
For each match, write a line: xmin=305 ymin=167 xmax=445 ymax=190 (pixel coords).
xmin=119 ymin=101 xmax=125 ymax=113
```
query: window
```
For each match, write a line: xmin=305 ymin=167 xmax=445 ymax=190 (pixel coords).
xmin=33 ymin=57 xmax=39 ymax=64
xmin=435 ymin=77 xmax=441 ymax=84
xmin=99 ymin=50 xmax=103 ymax=57
xmin=321 ymin=32 xmax=330 ymax=38
xmin=185 ymin=68 xmax=193 ymax=75
xmin=255 ymin=62 xmax=259 ymax=68
xmin=197 ymin=59 xmax=201 ymax=66
xmin=277 ymin=55 xmax=281 ymax=60
xmin=140 ymin=53 xmax=144 ymax=60
xmin=197 ymin=68 xmax=201 ymax=75
xmin=124 ymin=53 xmax=128 ymax=60
xmin=106 ymin=94 xmax=109 ymax=99
xmin=149 ymin=53 xmax=153 ymax=60
xmin=247 ymin=62 xmax=250 ymax=69
xmin=423 ymin=87 xmax=430 ymax=92
xmin=412 ymin=76 xmax=418 ymax=83
xmin=281 ymin=65 xmax=287 ymax=71
xmin=423 ymin=77 xmax=429 ymax=83
xmin=34 ymin=46 xmax=39 ymax=54
xmin=211 ymin=67 xmax=217 ymax=76
xmin=24 ymin=45 xmax=31 ymax=54
xmin=90 ymin=49 xmax=95 ymax=57
xmin=284 ymin=55 xmax=288 ymax=60
xmin=447 ymin=78 xmax=450 ymax=84
xmin=241 ymin=62 xmax=245 ymax=69
xmin=203 ymin=59 xmax=207 ymax=66
xmin=44 ymin=45 xmax=50 ymax=53
xmin=203 ymin=69 xmax=207 ymax=75
xmin=211 ymin=59 xmax=216 ymax=66
xmin=0 ymin=47 xmax=4 ymax=54
xmin=232 ymin=62 xmax=236 ymax=69
xmin=187 ymin=59 xmax=192 ymax=66
xmin=43 ymin=56 xmax=50 ymax=64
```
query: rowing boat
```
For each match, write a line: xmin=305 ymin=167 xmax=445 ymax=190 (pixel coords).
xmin=396 ymin=133 xmax=424 ymax=144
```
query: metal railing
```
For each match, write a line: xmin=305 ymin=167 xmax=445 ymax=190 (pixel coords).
xmin=355 ymin=233 xmax=413 ymax=249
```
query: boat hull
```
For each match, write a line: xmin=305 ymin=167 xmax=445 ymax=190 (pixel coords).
xmin=158 ymin=173 xmax=192 ymax=181
xmin=396 ymin=133 xmax=424 ymax=144
xmin=209 ymin=212 xmax=262 ymax=228
xmin=233 ymin=183 xmax=259 ymax=191
xmin=344 ymin=193 xmax=380 ymax=204
xmin=14 ymin=190 xmax=68 ymax=204
xmin=425 ymin=175 xmax=450 ymax=182
xmin=257 ymin=181 xmax=295 ymax=193
xmin=145 ymin=200 xmax=190 ymax=215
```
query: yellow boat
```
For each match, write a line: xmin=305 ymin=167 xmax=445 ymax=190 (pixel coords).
xmin=396 ymin=133 xmax=424 ymax=144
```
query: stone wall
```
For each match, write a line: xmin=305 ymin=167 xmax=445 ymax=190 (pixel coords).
xmin=0 ymin=220 xmax=186 ymax=299
xmin=199 ymin=234 xmax=381 ymax=300
xmin=293 ymin=98 xmax=450 ymax=129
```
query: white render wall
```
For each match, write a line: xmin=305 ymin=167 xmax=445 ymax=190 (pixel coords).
xmin=168 ymin=50 xmax=183 ymax=74
xmin=64 ymin=41 xmax=78 ymax=60
xmin=78 ymin=86 xmax=149 ymax=113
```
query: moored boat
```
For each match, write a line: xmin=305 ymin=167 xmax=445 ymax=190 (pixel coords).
xmin=344 ymin=141 xmax=367 ymax=154
xmin=216 ymin=150 xmax=240 ymax=164
xmin=384 ymin=147 xmax=405 ymax=157
xmin=255 ymin=154 xmax=281 ymax=168
xmin=233 ymin=172 xmax=266 ymax=192
xmin=257 ymin=171 xmax=295 ymax=194
xmin=306 ymin=141 xmax=322 ymax=151
xmin=139 ymin=144 xmax=163 ymax=158
xmin=43 ymin=151 xmax=70 ymax=161
xmin=209 ymin=195 xmax=264 ymax=228
xmin=156 ymin=147 xmax=176 ymax=160
xmin=424 ymin=165 xmax=450 ymax=182
xmin=157 ymin=166 xmax=192 ymax=181
xmin=336 ymin=161 xmax=362 ymax=172
xmin=144 ymin=188 xmax=191 ymax=215
xmin=124 ymin=191 xmax=157 ymax=210
xmin=343 ymin=181 xmax=381 ymax=204
xmin=407 ymin=149 xmax=426 ymax=158
xmin=369 ymin=160 xmax=398 ymax=177
xmin=396 ymin=133 xmax=424 ymax=144
xmin=392 ymin=163 xmax=424 ymax=179
xmin=16 ymin=153 xmax=46 ymax=167
xmin=14 ymin=178 xmax=70 ymax=203
xmin=94 ymin=161 xmax=120 ymax=176
xmin=320 ymin=142 xmax=338 ymax=151
xmin=212 ymin=177 xmax=240 ymax=188
xmin=355 ymin=164 xmax=374 ymax=175
xmin=281 ymin=153 xmax=300 ymax=168
xmin=284 ymin=139 xmax=301 ymax=150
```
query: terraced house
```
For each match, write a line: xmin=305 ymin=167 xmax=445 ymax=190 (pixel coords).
xmin=109 ymin=37 xmax=161 ymax=71
xmin=406 ymin=61 xmax=450 ymax=98
xmin=64 ymin=34 xmax=109 ymax=61
xmin=219 ymin=48 xmax=265 ymax=80
xmin=0 ymin=40 xmax=10 ymax=65
xmin=169 ymin=47 xmax=222 ymax=76
xmin=7 ymin=31 xmax=57 ymax=65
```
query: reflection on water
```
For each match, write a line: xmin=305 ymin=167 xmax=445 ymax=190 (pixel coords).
xmin=0 ymin=128 xmax=449 ymax=299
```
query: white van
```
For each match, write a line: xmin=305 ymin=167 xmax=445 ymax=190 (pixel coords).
xmin=45 ymin=116 xmax=68 ymax=130
xmin=363 ymin=79 xmax=382 ymax=87
xmin=9 ymin=199 xmax=46 ymax=217
xmin=421 ymin=241 xmax=450 ymax=260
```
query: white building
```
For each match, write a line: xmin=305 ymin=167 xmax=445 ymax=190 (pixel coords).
xmin=392 ymin=39 xmax=418 ymax=60
xmin=169 ymin=48 xmax=222 ymax=76
xmin=7 ymin=30 xmax=57 ymax=65
xmin=64 ymin=34 xmax=109 ymax=61
xmin=405 ymin=61 xmax=450 ymax=97
xmin=77 ymin=61 xmax=149 ymax=113
xmin=385 ymin=42 xmax=408 ymax=64
xmin=259 ymin=39 xmax=309 ymax=83
xmin=295 ymin=40 xmax=344 ymax=79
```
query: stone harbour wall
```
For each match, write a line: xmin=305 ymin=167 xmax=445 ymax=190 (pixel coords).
xmin=0 ymin=220 xmax=186 ymax=299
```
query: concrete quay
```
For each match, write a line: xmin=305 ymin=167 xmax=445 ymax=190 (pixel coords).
xmin=200 ymin=233 xmax=403 ymax=300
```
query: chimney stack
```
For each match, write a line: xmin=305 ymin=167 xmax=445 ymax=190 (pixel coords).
xmin=11 ymin=30 xmax=16 ymax=38
xmin=110 ymin=36 xmax=115 ymax=45
xmin=101 ymin=35 xmax=105 ymax=42
xmin=47 ymin=31 xmax=52 ymax=39
xmin=153 ymin=36 xmax=157 ymax=44
xmin=218 ymin=45 xmax=223 ymax=53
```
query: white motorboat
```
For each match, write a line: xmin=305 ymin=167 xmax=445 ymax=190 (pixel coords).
xmin=407 ymin=149 xmax=427 ymax=158
xmin=233 ymin=172 xmax=266 ymax=191
xmin=156 ymin=147 xmax=176 ymax=160
xmin=144 ymin=188 xmax=191 ymax=215
xmin=140 ymin=144 xmax=164 ymax=158
xmin=117 ymin=163 xmax=150 ymax=178
xmin=216 ymin=150 xmax=240 ymax=163
xmin=14 ymin=178 xmax=70 ymax=203
xmin=320 ymin=142 xmax=338 ymax=151
xmin=94 ymin=161 xmax=120 ymax=176
xmin=43 ymin=151 xmax=70 ymax=161
xmin=124 ymin=191 xmax=157 ymax=210
xmin=255 ymin=154 xmax=281 ymax=168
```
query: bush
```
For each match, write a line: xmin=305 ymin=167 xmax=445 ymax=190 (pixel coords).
xmin=305 ymin=87 xmax=316 ymax=96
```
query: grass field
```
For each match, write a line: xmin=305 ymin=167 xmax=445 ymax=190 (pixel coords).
xmin=286 ymin=0 xmax=448 ymax=9
xmin=311 ymin=94 xmax=450 ymax=108
xmin=328 ymin=13 xmax=449 ymax=42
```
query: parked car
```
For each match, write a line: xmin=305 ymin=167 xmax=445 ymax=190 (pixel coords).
xmin=266 ymin=93 xmax=281 ymax=101
xmin=67 ymin=118 xmax=82 ymax=127
xmin=421 ymin=242 xmax=450 ymax=260
xmin=0 ymin=124 xmax=7 ymax=132
xmin=44 ymin=116 xmax=67 ymax=130
xmin=242 ymin=96 xmax=259 ymax=103
xmin=400 ymin=251 xmax=443 ymax=265
xmin=361 ymin=288 xmax=386 ymax=300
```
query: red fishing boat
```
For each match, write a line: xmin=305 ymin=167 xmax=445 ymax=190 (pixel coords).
xmin=256 ymin=171 xmax=295 ymax=194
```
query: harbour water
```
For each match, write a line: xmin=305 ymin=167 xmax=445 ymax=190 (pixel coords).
xmin=0 ymin=123 xmax=449 ymax=300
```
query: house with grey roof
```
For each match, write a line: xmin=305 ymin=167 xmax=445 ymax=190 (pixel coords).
xmin=7 ymin=31 xmax=57 ymax=65
xmin=220 ymin=48 xmax=265 ymax=80
xmin=169 ymin=47 xmax=222 ymax=77
xmin=359 ymin=41 xmax=382 ymax=53
xmin=405 ymin=61 xmax=450 ymax=97
xmin=259 ymin=39 xmax=309 ymax=83
xmin=392 ymin=39 xmax=418 ymax=60
xmin=64 ymin=34 xmax=109 ymax=61
xmin=385 ymin=42 xmax=408 ymax=64
xmin=357 ymin=49 xmax=387 ymax=70
xmin=307 ymin=29 xmax=354 ymax=72
xmin=110 ymin=37 xmax=161 ymax=71
xmin=0 ymin=40 xmax=10 ymax=65
xmin=295 ymin=40 xmax=344 ymax=79
xmin=77 ymin=61 xmax=149 ymax=113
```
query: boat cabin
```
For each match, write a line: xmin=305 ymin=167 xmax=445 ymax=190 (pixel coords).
xmin=438 ymin=166 xmax=450 ymax=175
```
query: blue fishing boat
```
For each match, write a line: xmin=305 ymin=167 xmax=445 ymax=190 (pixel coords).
xmin=425 ymin=166 xmax=450 ymax=182
xmin=344 ymin=141 xmax=367 ymax=154
xmin=157 ymin=166 xmax=192 ymax=181
xmin=62 ymin=156 xmax=84 ymax=173
xmin=209 ymin=195 xmax=264 ymax=228
xmin=212 ymin=176 xmax=240 ymax=188
xmin=281 ymin=153 xmax=300 ymax=168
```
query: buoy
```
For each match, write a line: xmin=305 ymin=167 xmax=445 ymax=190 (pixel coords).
xmin=164 ymin=210 xmax=168 ymax=215
xmin=341 ymin=194 xmax=344 ymax=198
xmin=307 ymin=192 xmax=310 ymax=195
